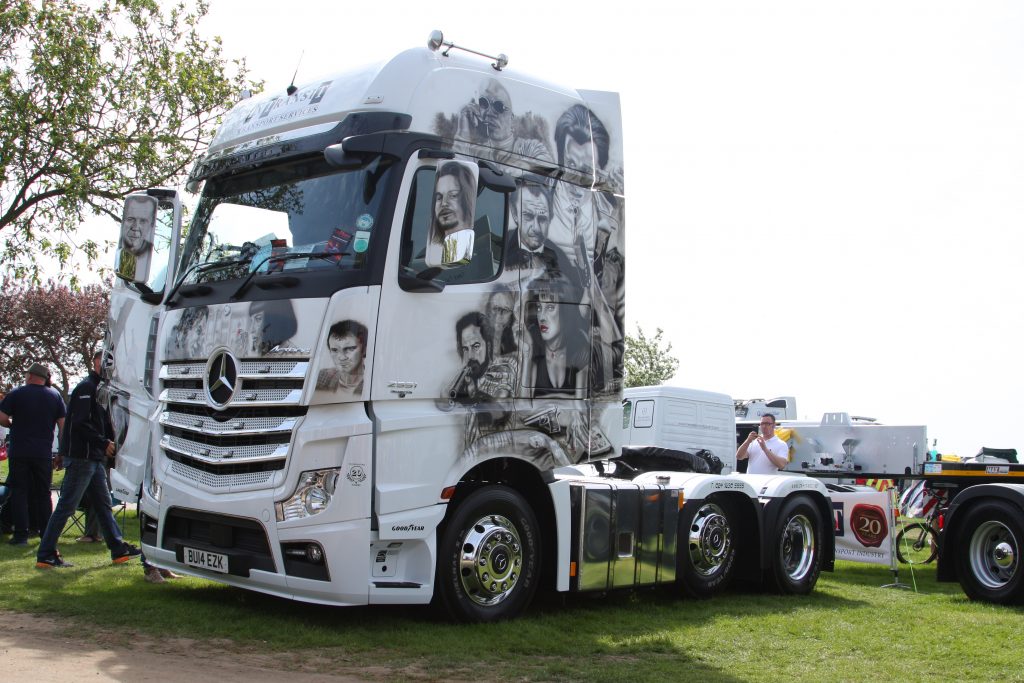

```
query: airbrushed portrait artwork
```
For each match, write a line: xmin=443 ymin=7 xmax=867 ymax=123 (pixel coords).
xmin=116 ymin=194 xmax=157 ymax=281
xmin=315 ymin=320 xmax=367 ymax=398
xmin=163 ymin=299 xmax=303 ymax=361
xmin=427 ymin=77 xmax=625 ymax=468
xmin=425 ymin=160 xmax=479 ymax=267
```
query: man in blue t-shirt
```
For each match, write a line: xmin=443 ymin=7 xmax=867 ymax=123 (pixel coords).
xmin=0 ymin=362 xmax=67 ymax=545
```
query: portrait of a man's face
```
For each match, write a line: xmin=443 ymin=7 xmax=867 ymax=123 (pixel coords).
xmin=121 ymin=196 xmax=157 ymax=256
xmin=328 ymin=332 xmax=364 ymax=374
xmin=430 ymin=160 xmax=478 ymax=239
xmin=315 ymin=319 xmax=368 ymax=395
xmin=477 ymin=80 xmax=513 ymax=143
xmin=520 ymin=187 xmax=552 ymax=252
xmin=460 ymin=323 xmax=488 ymax=374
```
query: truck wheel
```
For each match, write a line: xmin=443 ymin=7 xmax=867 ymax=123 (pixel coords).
xmin=769 ymin=495 xmax=823 ymax=594
xmin=434 ymin=485 xmax=540 ymax=622
xmin=954 ymin=500 xmax=1023 ymax=605
xmin=679 ymin=498 xmax=737 ymax=599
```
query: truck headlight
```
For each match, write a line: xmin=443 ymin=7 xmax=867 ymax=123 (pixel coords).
xmin=276 ymin=469 xmax=339 ymax=522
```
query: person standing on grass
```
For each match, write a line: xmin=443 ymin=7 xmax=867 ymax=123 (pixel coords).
xmin=35 ymin=351 xmax=141 ymax=569
xmin=0 ymin=363 xmax=66 ymax=546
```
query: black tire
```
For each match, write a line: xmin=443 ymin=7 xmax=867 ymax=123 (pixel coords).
xmin=678 ymin=497 xmax=738 ymax=599
xmin=434 ymin=485 xmax=540 ymax=622
xmin=895 ymin=522 xmax=938 ymax=565
xmin=954 ymin=500 xmax=1024 ymax=605
xmin=769 ymin=495 xmax=824 ymax=594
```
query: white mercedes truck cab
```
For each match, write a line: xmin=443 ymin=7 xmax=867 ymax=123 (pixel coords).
xmin=105 ymin=32 xmax=834 ymax=621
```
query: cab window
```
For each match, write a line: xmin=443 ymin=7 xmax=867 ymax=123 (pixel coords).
xmin=400 ymin=166 xmax=506 ymax=285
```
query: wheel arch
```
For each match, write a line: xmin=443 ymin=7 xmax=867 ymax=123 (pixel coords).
xmin=704 ymin=491 xmax=762 ymax=584
xmin=441 ymin=456 xmax=556 ymax=590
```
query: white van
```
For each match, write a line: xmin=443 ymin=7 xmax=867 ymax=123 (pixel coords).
xmin=622 ymin=386 xmax=737 ymax=473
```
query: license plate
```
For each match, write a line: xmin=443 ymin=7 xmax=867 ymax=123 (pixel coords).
xmin=183 ymin=546 xmax=228 ymax=574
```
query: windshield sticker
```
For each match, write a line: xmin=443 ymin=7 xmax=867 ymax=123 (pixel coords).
xmin=326 ymin=229 xmax=353 ymax=263
xmin=353 ymin=231 xmax=371 ymax=253
xmin=356 ymin=213 xmax=374 ymax=230
xmin=268 ymin=239 xmax=289 ymax=272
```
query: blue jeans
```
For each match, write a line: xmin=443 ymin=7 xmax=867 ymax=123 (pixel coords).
xmin=37 ymin=458 xmax=126 ymax=560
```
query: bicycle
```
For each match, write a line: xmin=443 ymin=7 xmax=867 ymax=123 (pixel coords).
xmin=894 ymin=480 xmax=945 ymax=565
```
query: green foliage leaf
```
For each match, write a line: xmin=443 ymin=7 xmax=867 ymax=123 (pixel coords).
xmin=0 ymin=0 xmax=255 ymax=281
xmin=624 ymin=325 xmax=679 ymax=388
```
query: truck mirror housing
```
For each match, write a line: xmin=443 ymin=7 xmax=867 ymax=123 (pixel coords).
xmin=426 ymin=160 xmax=479 ymax=268
xmin=324 ymin=143 xmax=366 ymax=169
xmin=115 ymin=194 xmax=159 ymax=285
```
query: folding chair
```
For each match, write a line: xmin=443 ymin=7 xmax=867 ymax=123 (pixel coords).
xmin=60 ymin=493 xmax=90 ymax=538
xmin=61 ymin=493 xmax=129 ymax=538
xmin=112 ymin=496 xmax=128 ymax=529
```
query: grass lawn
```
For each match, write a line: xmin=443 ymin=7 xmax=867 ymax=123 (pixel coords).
xmin=0 ymin=508 xmax=1020 ymax=682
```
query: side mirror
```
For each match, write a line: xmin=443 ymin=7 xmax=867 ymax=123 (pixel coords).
xmin=425 ymin=160 xmax=479 ymax=268
xmin=438 ymin=229 xmax=475 ymax=267
xmin=115 ymin=194 xmax=159 ymax=285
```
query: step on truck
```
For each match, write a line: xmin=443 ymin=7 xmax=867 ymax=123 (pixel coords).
xmin=104 ymin=32 xmax=834 ymax=621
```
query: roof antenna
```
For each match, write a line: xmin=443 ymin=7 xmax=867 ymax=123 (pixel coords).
xmin=286 ymin=51 xmax=305 ymax=96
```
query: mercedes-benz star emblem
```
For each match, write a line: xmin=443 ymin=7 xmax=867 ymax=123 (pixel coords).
xmin=206 ymin=350 xmax=239 ymax=409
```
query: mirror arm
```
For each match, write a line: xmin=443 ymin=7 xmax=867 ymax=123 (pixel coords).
xmin=477 ymin=160 xmax=516 ymax=193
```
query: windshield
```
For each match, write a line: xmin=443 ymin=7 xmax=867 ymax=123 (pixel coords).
xmin=179 ymin=154 xmax=395 ymax=286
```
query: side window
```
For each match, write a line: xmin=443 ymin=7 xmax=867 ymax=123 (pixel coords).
xmin=633 ymin=399 xmax=655 ymax=428
xmin=400 ymin=166 xmax=506 ymax=285
xmin=622 ymin=400 xmax=633 ymax=429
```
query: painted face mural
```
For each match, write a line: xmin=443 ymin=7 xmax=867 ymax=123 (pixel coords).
xmin=476 ymin=80 xmax=514 ymax=144
xmin=426 ymin=79 xmax=625 ymax=466
xmin=166 ymin=305 xmax=210 ymax=359
xmin=459 ymin=323 xmax=488 ymax=378
xmin=486 ymin=288 xmax=518 ymax=357
xmin=329 ymin=334 xmax=363 ymax=373
xmin=434 ymin=173 xmax=467 ymax=232
xmin=316 ymin=319 xmax=367 ymax=396
xmin=121 ymin=197 xmax=154 ymax=256
xmin=536 ymin=300 xmax=560 ymax=343
xmin=562 ymin=138 xmax=593 ymax=204
xmin=520 ymin=189 xmax=551 ymax=252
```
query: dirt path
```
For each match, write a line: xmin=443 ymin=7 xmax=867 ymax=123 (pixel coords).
xmin=0 ymin=610 xmax=372 ymax=682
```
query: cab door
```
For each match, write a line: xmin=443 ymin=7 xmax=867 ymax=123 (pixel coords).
xmin=369 ymin=156 xmax=515 ymax=516
xmin=107 ymin=189 xmax=183 ymax=502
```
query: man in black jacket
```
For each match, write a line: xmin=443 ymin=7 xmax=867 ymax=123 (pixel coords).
xmin=35 ymin=351 xmax=141 ymax=569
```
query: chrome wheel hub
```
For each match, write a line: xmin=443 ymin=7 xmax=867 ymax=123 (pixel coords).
xmin=780 ymin=513 xmax=815 ymax=581
xmin=688 ymin=503 xmax=732 ymax=576
xmin=458 ymin=514 xmax=522 ymax=606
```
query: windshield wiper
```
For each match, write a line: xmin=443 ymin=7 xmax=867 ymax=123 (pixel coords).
xmin=166 ymin=257 xmax=253 ymax=304
xmin=230 ymin=251 xmax=343 ymax=300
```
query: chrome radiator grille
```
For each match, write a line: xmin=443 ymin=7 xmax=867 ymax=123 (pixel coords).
xmin=159 ymin=358 xmax=309 ymax=485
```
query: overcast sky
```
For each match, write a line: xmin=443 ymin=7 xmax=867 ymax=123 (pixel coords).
xmin=78 ymin=1 xmax=1024 ymax=457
